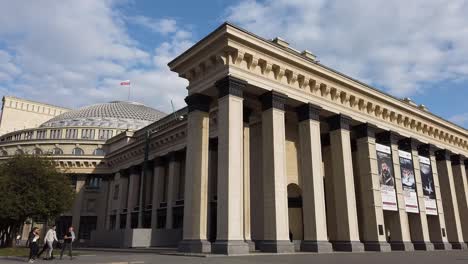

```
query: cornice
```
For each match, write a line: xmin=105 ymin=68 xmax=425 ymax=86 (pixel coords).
xmin=168 ymin=23 xmax=467 ymax=154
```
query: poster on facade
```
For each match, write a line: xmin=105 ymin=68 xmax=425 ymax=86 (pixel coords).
xmin=399 ymin=150 xmax=419 ymax=213
xmin=376 ymin=143 xmax=398 ymax=211
xmin=419 ymin=156 xmax=438 ymax=215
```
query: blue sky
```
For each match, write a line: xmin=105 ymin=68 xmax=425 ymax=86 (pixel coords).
xmin=0 ymin=0 xmax=467 ymax=128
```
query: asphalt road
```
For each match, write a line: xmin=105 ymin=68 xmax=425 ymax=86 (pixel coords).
xmin=1 ymin=250 xmax=468 ymax=264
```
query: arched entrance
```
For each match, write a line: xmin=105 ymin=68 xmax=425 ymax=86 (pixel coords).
xmin=287 ymin=183 xmax=303 ymax=245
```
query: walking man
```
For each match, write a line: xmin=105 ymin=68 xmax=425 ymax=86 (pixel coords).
xmin=59 ymin=226 xmax=75 ymax=260
xmin=38 ymin=225 xmax=58 ymax=260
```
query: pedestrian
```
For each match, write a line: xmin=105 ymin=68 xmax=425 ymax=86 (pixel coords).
xmin=15 ymin=234 xmax=21 ymax=246
xmin=37 ymin=225 xmax=58 ymax=260
xmin=59 ymin=226 xmax=75 ymax=260
xmin=27 ymin=227 xmax=40 ymax=263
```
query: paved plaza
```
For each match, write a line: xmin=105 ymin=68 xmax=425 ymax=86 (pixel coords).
xmin=1 ymin=250 xmax=468 ymax=264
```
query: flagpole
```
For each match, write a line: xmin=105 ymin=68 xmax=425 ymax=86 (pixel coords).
xmin=128 ymin=83 xmax=131 ymax=101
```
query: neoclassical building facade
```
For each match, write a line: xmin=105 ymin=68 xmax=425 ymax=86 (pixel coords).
xmin=1 ymin=23 xmax=468 ymax=254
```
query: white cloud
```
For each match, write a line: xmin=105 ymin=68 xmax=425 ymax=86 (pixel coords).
xmin=128 ymin=16 xmax=178 ymax=35
xmin=449 ymin=113 xmax=468 ymax=128
xmin=0 ymin=0 xmax=191 ymax=112
xmin=225 ymin=0 xmax=468 ymax=97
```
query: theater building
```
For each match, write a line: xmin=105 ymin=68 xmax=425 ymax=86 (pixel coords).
xmin=1 ymin=23 xmax=468 ymax=254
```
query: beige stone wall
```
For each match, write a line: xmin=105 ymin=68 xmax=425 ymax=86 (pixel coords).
xmin=0 ymin=96 xmax=70 ymax=135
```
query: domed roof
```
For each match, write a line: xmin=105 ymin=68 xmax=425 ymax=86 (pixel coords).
xmin=40 ymin=101 xmax=166 ymax=130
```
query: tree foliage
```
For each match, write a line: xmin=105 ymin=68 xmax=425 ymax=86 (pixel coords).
xmin=0 ymin=155 xmax=75 ymax=247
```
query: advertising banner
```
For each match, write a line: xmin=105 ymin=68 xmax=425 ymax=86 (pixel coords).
xmin=376 ymin=143 xmax=398 ymax=211
xmin=419 ymin=156 xmax=438 ymax=215
xmin=399 ymin=150 xmax=419 ymax=213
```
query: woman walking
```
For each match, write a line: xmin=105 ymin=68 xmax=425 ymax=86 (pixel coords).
xmin=27 ymin=227 xmax=40 ymax=263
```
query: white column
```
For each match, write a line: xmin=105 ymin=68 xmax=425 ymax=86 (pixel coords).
xmin=151 ymin=158 xmax=165 ymax=229
xmin=376 ymin=131 xmax=413 ymax=251
xmin=399 ymin=138 xmax=434 ymax=251
xmin=327 ymin=114 xmax=364 ymax=252
xmin=258 ymin=91 xmax=294 ymax=253
xmin=212 ymin=76 xmax=249 ymax=254
xmin=436 ymin=150 xmax=467 ymax=249
xmin=72 ymin=176 xmax=86 ymax=238
xmin=420 ymin=144 xmax=451 ymax=250
xmin=451 ymin=155 xmax=468 ymax=244
xmin=354 ymin=123 xmax=391 ymax=252
xmin=166 ymin=152 xmax=179 ymax=229
xmin=296 ymin=103 xmax=332 ymax=253
xmin=243 ymin=109 xmax=254 ymax=251
xmin=126 ymin=167 xmax=139 ymax=229
xmin=178 ymin=93 xmax=212 ymax=253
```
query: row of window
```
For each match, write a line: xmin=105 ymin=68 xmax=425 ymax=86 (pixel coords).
xmin=2 ymin=128 xmax=116 ymax=142
xmin=0 ymin=147 xmax=106 ymax=156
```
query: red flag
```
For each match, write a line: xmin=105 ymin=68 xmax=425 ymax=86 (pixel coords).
xmin=120 ymin=80 xmax=130 ymax=85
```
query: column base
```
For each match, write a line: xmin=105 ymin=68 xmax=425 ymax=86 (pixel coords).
xmin=212 ymin=240 xmax=249 ymax=255
xmin=332 ymin=241 xmax=365 ymax=252
xmin=259 ymin=240 xmax=295 ymax=253
xmin=413 ymin=241 xmax=435 ymax=251
xmin=450 ymin=242 xmax=468 ymax=250
xmin=245 ymin=240 xmax=255 ymax=252
xmin=178 ymin=239 xmax=211 ymax=253
xmin=433 ymin=242 xmax=452 ymax=250
xmin=389 ymin=241 xmax=414 ymax=251
xmin=300 ymin=240 xmax=333 ymax=253
xmin=364 ymin=241 xmax=392 ymax=252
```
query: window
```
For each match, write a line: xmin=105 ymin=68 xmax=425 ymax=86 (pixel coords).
xmin=98 ymin=129 xmax=113 ymax=140
xmin=51 ymin=147 xmax=63 ymax=155
xmin=72 ymin=147 xmax=84 ymax=155
xmin=50 ymin=129 xmax=62 ymax=139
xmin=93 ymin=148 xmax=105 ymax=156
xmin=65 ymin=129 xmax=78 ymax=139
xmin=109 ymin=215 xmax=116 ymax=230
xmin=81 ymin=129 xmax=95 ymax=139
xmin=33 ymin=148 xmax=43 ymax=155
xmin=36 ymin=130 xmax=47 ymax=139
xmin=86 ymin=176 xmax=102 ymax=189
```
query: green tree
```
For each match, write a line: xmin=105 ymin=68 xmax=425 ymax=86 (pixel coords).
xmin=0 ymin=155 xmax=75 ymax=247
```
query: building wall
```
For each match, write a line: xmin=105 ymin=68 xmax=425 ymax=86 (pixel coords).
xmin=0 ymin=96 xmax=70 ymax=135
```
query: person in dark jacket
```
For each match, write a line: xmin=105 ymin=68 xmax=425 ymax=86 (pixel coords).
xmin=59 ymin=226 xmax=75 ymax=260
xmin=27 ymin=227 xmax=40 ymax=263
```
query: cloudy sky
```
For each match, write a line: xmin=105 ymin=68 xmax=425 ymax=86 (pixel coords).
xmin=0 ymin=0 xmax=467 ymax=128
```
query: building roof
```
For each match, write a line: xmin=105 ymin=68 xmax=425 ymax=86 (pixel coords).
xmin=40 ymin=101 xmax=166 ymax=130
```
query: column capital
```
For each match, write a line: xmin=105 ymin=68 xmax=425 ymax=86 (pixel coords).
xmin=215 ymin=75 xmax=247 ymax=99
xmin=450 ymin=154 xmax=465 ymax=166
xmin=417 ymin=143 xmax=439 ymax=156
xmin=353 ymin=123 xmax=377 ymax=139
xmin=185 ymin=93 xmax=211 ymax=113
xmin=398 ymin=137 xmax=422 ymax=151
xmin=260 ymin=90 xmax=288 ymax=111
xmin=296 ymin=103 xmax=322 ymax=122
xmin=435 ymin=149 xmax=452 ymax=161
xmin=327 ymin=114 xmax=353 ymax=131
xmin=376 ymin=130 xmax=401 ymax=145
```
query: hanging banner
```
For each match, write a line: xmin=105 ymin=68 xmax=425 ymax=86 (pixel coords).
xmin=376 ymin=143 xmax=398 ymax=211
xmin=419 ymin=156 xmax=438 ymax=215
xmin=399 ymin=150 xmax=419 ymax=213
